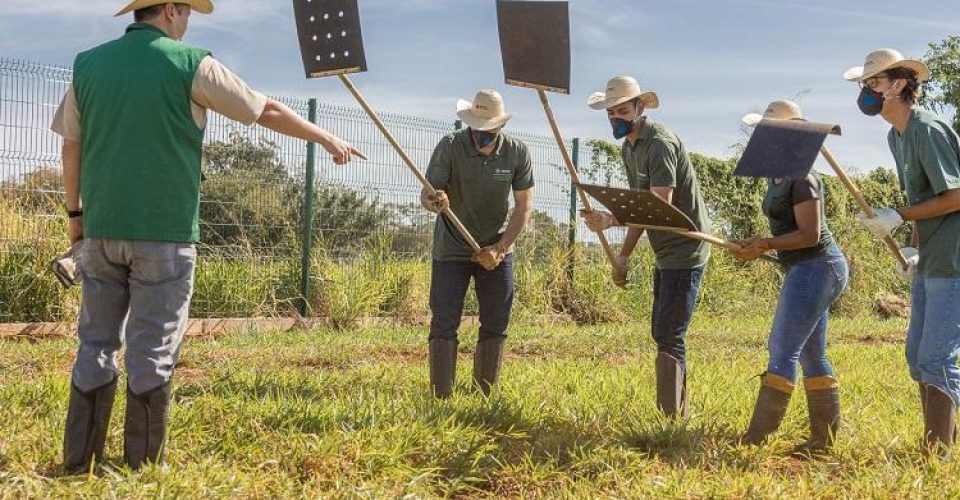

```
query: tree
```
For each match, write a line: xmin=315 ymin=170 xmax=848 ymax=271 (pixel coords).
xmin=923 ymin=36 xmax=960 ymax=134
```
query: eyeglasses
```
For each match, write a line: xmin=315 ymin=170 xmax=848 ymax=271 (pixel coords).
xmin=859 ymin=75 xmax=889 ymax=91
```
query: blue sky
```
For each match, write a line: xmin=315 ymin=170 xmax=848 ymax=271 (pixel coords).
xmin=2 ymin=0 xmax=957 ymax=174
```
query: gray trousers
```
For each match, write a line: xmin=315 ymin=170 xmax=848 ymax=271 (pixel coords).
xmin=73 ymin=239 xmax=196 ymax=395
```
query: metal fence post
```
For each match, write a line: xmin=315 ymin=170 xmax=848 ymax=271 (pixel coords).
xmin=567 ymin=138 xmax=580 ymax=283
xmin=299 ymin=98 xmax=318 ymax=317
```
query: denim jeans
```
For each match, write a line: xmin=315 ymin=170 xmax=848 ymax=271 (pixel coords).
xmin=429 ymin=254 xmax=514 ymax=341
xmin=907 ymin=275 xmax=960 ymax=405
xmin=767 ymin=248 xmax=848 ymax=382
xmin=73 ymin=239 xmax=196 ymax=395
xmin=651 ymin=265 xmax=705 ymax=364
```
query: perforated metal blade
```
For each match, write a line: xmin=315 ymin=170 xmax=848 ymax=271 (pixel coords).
xmin=496 ymin=0 xmax=570 ymax=94
xmin=735 ymin=119 xmax=842 ymax=178
xmin=576 ymin=183 xmax=698 ymax=231
xmin=292 ymin=0 xmax=367 ymax=78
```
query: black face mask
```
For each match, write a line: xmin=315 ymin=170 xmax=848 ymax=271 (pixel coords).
xmin=472 ymin=129 xmax=498 ymax=148
xmin=857 ymin=86 xmax=886 ymax=116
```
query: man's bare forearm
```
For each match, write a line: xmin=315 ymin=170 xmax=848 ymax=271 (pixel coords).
xmin=256 ymin=99 xmax=335 ymax=145
xmin=62 ymin=140 xmax=82 ymax=211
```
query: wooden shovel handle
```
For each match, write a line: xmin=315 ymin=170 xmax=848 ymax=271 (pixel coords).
xmin=819 ymin=147 xmax=909 ymax=267
xmin=537 ymin=90 xmax=624 ymax=286
xmin=339 ymin=74 xmax=481 ymax=252
xmin=625 ymin=224 xmax=780 ymax=265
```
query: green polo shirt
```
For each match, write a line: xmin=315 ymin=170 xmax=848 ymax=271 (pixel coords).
xmin=425 ymin=129 xmax=534 ymax=261
xmin=762 ymin=174 xmax=835 ymax=268
xmin=888 ymin=107 xmax=960 ymax=278
xmin=621 ymin=120 xmax=711 ymax=269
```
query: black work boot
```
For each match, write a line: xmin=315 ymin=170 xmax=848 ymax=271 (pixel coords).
xmin=655 ymin=352 xmax=688 ymax=419
xmin=923 ymin=384 xmax=956 ymax=458
xmin=123 ymin=382 xmax=172 ymax=470
xmin=473 ymin=336 xmax=506 ymax=396
xmin=63 ymin=377 xmax=118 ymax=475
xmin=429 ymin=338 xmax=458 ymax=399
xmin=792 ymin=376 xmax=840 ymax=456
xmin=741 ymin=373 xmax=793 ymax=445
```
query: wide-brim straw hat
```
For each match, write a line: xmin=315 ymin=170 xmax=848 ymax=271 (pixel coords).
xmin=742 ymin=99 xmax=804 ymax=127
xmin=116 ymin=0 xmax=214 ymax=17
xmin=843 ymin=48 xmax=930 ymax=82
xmin=456 ymin=89 xmax=513 ymax=131
xmin=587 ymin=76 xmax=659 ymax=110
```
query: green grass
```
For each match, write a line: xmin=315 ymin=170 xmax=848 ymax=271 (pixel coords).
xmin=1 ymin=316 xmax=957 ymax=497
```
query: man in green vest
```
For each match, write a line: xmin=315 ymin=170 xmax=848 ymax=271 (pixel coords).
xmin=50 ymin=0 xmax=364 ymax=473
xmin=580 ymin=76 xmax=712 ymax=419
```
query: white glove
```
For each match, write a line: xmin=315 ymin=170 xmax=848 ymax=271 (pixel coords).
xmin=897 ymin=247 xmax=919 ymax=280
xmin=857 ymin=208 xmax=903 ymax=239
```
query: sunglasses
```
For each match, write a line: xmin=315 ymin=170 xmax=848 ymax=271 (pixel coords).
xmin=859 ymin=74 xmax=889 ymax=91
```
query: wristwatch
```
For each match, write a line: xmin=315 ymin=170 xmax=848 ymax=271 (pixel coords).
xmin=66 ymin=208 xmax=83 ymax=218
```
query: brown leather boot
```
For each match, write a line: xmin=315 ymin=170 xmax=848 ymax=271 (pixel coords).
xmin=655 ymin=352 xmax=688 ymax=419
xmin=792 ymin=376 xmax=840 ymax=456
xmin=473 ymin=336 xmax=506 ymax=396
xmin=429 ymin=339 xmax=458 ymax=399
xmin=741 ymin=373 xmax=793 ymax=445
xmin=923 ymin=384 xmax=956 ymax=458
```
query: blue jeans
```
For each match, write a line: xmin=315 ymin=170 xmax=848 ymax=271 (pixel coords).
xmin=767 ymin=249 xmax=848 ymax=382
xmin=429 ymin=254 xmax=514 ymax=341
xmin=73 ymin=239 xmax=196 ymax=395
xmin=907 ymin=275 xmax=960 ymax=405
xmin=651 ymin=265 xmax=705 ymax=364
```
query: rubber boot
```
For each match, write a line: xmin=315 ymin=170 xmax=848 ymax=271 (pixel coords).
xmin=473 ymin=336 xmax=506 ymax=396
xmin=655 ymin=352 xmax=688 ymax=419
xmin=429 ymin=338 xmax=458 ymax=399
xmin=923 ymin=384 xmax=956 ymax=458
xmin=741 ymin=372 xmax=794 ymax=445
xmin=792 ymin=376 xmax=840 ymax=456
xmin=123 ymin=382 xmax=172 ymax=470
xmin=63 ymin=377 xmax=118 ymax=475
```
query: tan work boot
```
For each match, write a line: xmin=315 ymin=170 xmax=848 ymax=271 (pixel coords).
xmin=741 ymin=372 xmax=794 ymax=445
xmin=792 ymin=375 xmax=840 ymax=456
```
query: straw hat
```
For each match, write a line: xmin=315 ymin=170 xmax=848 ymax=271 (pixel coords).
xmin=741 ymin=100 xmax=803 ymax=127
xmin=843 ymin=48 xmax=930 ymax=82
xmin=587 ymin=76 xmax=659 ymax=110
xmin=116 ymin=0 xmax=214 ymax=17
xmin=456 ymin=90 xmax=513 ymax=131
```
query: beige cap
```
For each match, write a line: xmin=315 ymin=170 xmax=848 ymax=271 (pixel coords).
xmin=742 ymin=100 xmax=804 ymax=127
xmin=116 ymin=0 xmax=214 ymax=17
xmin=456 ymin=90 xmax=513 ymax=131
xmin=843 ymin=48 xmax=930 ymax=82
xmin=587 ymin=76 xmax=659 ymax=111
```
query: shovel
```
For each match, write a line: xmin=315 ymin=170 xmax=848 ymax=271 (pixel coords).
xmin=736 ymin=118 xmax=907 ymax=267
xmin=495 ymin=0 xmax=624 ymax=286
xmin=291 ymin=0 xmax=481 ymax=253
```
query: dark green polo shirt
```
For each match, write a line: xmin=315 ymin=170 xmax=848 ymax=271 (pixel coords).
xmin=621 ymin=120 xmax=711 ymax=269
xmin=425 ymin=129 xmax=534 ymax=261
xmin=888 ymin=107 xmax=960 ymax=278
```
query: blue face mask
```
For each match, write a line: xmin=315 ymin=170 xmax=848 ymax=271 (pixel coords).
xmin=610 ymin=118 xmax=635 ymax=139
xmin=472 ymin=129 xmax=498 ymax=148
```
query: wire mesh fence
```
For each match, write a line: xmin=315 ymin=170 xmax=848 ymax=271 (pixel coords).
xmin=0 ymin=58 xmax=599 ymax=322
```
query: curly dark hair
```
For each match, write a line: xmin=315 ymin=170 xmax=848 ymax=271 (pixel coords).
xmin=882 ymin=67 xmax=920 ymax=105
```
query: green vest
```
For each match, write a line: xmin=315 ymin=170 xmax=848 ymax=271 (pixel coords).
xmin=73 ymin=23 xmax=210 ymax=242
